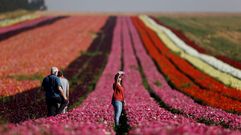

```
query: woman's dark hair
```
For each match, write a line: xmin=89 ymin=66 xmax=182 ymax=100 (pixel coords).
xmin=57 ymin=71 xmax=64 ymax=77
xmin=114 ymin=73 xmax=123 ymax=85
xmin=114 ymin=73 xmax=119 ymax=82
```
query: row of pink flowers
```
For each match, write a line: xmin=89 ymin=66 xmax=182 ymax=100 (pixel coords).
xmin=1 ymin=16 xmax=240 ymax=135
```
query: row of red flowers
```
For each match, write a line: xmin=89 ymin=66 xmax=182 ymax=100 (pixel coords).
xmin=0 ymin=16 xmax=107 ymax=97
xmin=140 ymin=18 xmax=241 ymax=101
xmin=131 ymin=16 xmax=241 ymax=129
xmin=0 ymin=16 xmax=118 ymax=135
xmin=133 ymin=17 xmax=241 ymax=113
xmin=0 ymin=17 xmax=113 ymax=123
xmin=122 ymin=17 xmax=240 ymax=134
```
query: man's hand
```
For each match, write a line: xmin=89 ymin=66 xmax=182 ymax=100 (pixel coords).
xmin=58 ymin=86 xmax=68 ymax=101
xmin=63 ymin=96 xmax=68 ymax=101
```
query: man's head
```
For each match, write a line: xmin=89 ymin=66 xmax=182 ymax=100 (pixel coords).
xmin=51 ymin=67 xmax=59 ymax=76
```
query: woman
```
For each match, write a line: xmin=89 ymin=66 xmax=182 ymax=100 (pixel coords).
xmin=57 ymin=71 xmax=69 ymax=113
xmin=112 ymin=71 xmax=125 ymax=127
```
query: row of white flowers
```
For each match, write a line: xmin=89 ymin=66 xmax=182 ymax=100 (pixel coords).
xmin=140 ymin=15 xmax=241 ymax=89
xmin=143 ymin=15 xmax=241 ymax=80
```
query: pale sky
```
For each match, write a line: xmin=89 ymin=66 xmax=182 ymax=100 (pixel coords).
xmin=45 ymin=0 xmax=241 ymax=12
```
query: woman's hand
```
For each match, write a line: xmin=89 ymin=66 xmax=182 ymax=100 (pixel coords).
xmin=123 ymin=100 xmax=126 ymax=106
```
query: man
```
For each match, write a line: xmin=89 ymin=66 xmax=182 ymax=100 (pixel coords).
xmin=57 ymin=71 xmax=69 ymax=113
xmin=41 ymin=67 xmax=69 ymax=116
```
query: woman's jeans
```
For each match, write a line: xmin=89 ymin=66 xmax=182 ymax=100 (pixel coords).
xmin=112 ymin=100 xmax=123 ymax=126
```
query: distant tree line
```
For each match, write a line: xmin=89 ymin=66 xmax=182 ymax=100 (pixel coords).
xmin=0 ymin=0 xmax=47 ymax=13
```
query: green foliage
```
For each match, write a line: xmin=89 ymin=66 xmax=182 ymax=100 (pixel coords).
xmin=69 ymin=75 xmax=79 ymax=86
xmin=208 ymin=37 xmax=241 ymax=60
xmin=158 ymin=15 xmax=241 ymax=61
xmin=180 ymin=83 xmax=192 ymax=89
xmin=0 ymin=96 xmax=10 ymax=103
xmin=158 ymin=16 xmax=209 ymax=37
xmin=80 ymin=51 xmax=102 ymax=57
xmin=69 ymin=96 xmax=86 ymax=110
xmin=0 ymin=9 xmax=29 ymax=19
xmin=197 ymin=117 xmax=215 ymax=126
xmin=137 ymin=64 xmax=149 ymax=90
xmin=170 ymin=50 xmax=181 ymax=56
xmin=154 ymin=80 xmax=162 ymax=87
xmin=8 ymin=73 xmax=44 ymax=81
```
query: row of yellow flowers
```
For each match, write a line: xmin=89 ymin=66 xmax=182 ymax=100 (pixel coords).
xmin=0 ymin=14 xmax=39 ymax=27
xmin=140 ymin=15 xmax=241 ymax=90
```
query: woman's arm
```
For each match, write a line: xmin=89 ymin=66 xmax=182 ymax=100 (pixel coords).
xmin=67 ymin=80 xmax=69 ymax=99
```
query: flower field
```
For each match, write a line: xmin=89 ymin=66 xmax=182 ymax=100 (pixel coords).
xmin=150 ymin=16 xmax=241 ymax=70
xmin=0 ymin=14 xmax=241 ymax=135
xmin=0 ymin=15 xmax=108 ymax=123
xmin=0 ymin=16 xmax=107 ymax=96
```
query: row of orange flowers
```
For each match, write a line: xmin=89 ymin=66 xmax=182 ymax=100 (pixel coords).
xmin=133 ymin=17 xmax=241 ymax=113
